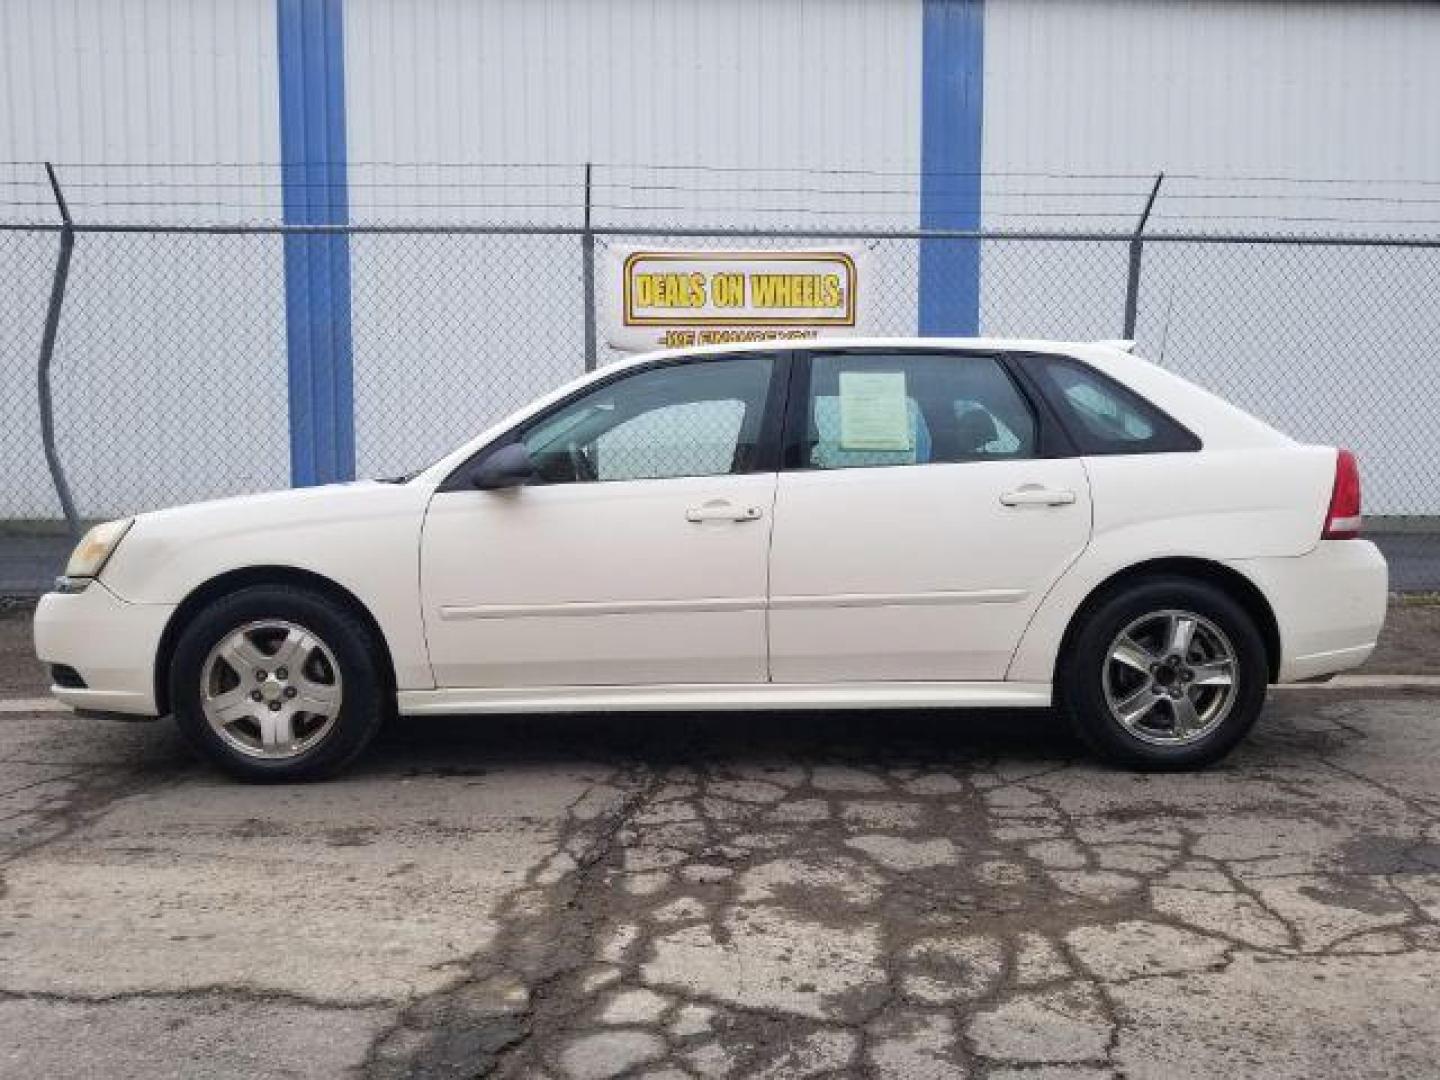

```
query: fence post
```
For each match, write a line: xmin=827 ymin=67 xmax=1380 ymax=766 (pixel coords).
xmin=581 ymin=162 xmax=598 ymax=372
xmin=37 ymin=162 xmax=81 ymax=540
xmin=1122 ymin=172 xmax=1164 ymax=339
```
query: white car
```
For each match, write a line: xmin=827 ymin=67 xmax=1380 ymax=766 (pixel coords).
xmin=35 ymin=339 xmax=1387 ymax=781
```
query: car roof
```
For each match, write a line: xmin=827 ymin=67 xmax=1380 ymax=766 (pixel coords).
xmin=621 ymin=336 xmax=1124 ymax=368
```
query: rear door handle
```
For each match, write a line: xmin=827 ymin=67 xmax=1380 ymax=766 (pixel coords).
xmin=999 ymin=486 xmax=1077 ymax=508
xmin=685 ymin=500 xmax=764 ymax=523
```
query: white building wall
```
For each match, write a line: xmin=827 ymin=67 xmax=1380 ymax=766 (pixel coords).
xmin=0 ymin=0 xmax=280 ymax=179
xmin=345 ymin=0 xmax=923 ymax=182
xmin=1 ymin=0 xmax=1436 ymax=516
xmin=0 ymin=0 xmax=285 ymax=518
xmin=983 ymin=0 xmax=1440 ymax=191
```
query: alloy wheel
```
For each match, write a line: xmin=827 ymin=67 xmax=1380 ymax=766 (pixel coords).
xmin=200 ymin=619 xmax=344 ymax=759
xmin=1101 ymin=608 xmax=1239 ymax=746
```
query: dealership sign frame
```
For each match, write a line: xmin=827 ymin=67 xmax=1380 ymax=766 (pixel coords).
xmin=601 ymin=245 xmax=870 ymax=352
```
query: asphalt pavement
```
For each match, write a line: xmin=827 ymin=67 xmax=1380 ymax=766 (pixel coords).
xmin=0 ymin=602 xmax=1437 ymax=1078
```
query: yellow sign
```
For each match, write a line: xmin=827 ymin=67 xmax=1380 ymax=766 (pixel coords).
xmin=604 ymin=246 xmax=868 ymax=352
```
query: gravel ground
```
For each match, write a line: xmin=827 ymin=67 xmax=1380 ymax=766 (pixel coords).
xmin=0 ymin=599 xmax=1436 ymax=1079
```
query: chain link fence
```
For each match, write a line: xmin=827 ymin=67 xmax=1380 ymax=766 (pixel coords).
xmin=2 ymin=164 xmax=1438 ymax=590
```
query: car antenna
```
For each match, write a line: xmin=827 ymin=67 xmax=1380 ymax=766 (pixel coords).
xmin=1154 ymin=283 xmax=1177 ymax=369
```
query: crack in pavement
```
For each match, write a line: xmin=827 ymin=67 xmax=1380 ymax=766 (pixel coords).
xmin=0 ymin=759 xmax=190 ymax=867
xmin=340 ymin=695 xmax=1440 ymax=1080
xmin=0 ymin=984 xmax=403 ymax=1011
xmin=1 ymin=693 xmax=1438 ymax=1079
xmin=362 ymin=764 xmax=667 ymax=1078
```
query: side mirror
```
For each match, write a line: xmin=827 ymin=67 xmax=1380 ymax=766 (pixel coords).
xmin=469 ymin=443 xmax=537 ymax=490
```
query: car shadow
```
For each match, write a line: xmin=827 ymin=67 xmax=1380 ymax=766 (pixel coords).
xmin=363 ymin=706 xmax=1085 ymax=778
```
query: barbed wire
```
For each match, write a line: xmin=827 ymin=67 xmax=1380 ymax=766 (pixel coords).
xmin=2 ymin=161 xmax=1440 ymax=232
xmin=11 ymin=175 xmax=1440 ymax=211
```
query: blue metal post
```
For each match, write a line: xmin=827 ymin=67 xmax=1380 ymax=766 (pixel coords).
xmin=277 ymin=0 xmax=354 ymax=485
xmin=919 ymin=0 xmax=985 ymax=336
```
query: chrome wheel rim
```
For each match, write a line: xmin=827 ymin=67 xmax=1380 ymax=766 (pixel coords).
xmin=200 ymin=620 xmax=343 ymax=760
xmin=1102 ymin=609 xmax=1238 ymax=747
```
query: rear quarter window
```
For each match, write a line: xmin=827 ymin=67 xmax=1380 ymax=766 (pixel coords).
xmin=1031 ymin=355 xmax=1200 ymax=455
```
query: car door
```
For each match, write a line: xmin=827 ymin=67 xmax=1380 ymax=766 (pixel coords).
xmin=767 ymin=348 xmax=1092 ymax=683
xmin=421 ymin=352 xmax=784 ymax=687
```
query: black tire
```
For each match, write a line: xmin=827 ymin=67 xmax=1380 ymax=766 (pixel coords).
xmin=1058 ymin=575 xmax=1268 ymax=771
xmin=169 ymin=584 xmax=387 ymax=782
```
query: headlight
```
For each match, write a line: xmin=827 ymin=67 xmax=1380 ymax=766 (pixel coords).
xmin=64 ymin=518 xmax=135 ymax=578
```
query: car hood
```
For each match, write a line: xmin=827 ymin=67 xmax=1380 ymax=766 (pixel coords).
xmin=99 ymin=480 xmax=433 ymax=604
xmin=127 ymin=480 xmax=398 ymax=534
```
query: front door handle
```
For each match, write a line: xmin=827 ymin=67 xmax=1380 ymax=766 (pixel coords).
xmin=1000 ymin=486 xmax=1077 ymax=508
xmin=685 ymin=500 xmax=764 ymax=523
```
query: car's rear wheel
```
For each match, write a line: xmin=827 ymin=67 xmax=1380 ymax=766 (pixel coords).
xmin=1059 ymin=576 xmax=1268 ymax=770
xmin=170 ymin=585 xmax=386 ymax=782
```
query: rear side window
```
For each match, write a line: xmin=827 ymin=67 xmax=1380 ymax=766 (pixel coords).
xmin=801 ymin=352 xmax=1037 ymax=471
xmin=1032 ymin=355 xmax=1199 ymax=455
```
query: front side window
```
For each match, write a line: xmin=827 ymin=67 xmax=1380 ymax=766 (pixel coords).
xmin=518 ymin=354 xmax=775 ymax=484
xmin=1033 ymin=355 xmax=1199 ymax=454
xmin=801 ymin=352 xmax=1037 ymax=470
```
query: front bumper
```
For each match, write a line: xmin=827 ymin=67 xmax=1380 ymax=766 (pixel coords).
xmin=33 ymin=581 xmax=175 ymax=715
xmin=1229 ymin=539 xmax=1389 ymax=682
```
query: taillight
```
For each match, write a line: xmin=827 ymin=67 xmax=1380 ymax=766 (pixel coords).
xmin=1322 ymin=449 xmax=1362 ymax=539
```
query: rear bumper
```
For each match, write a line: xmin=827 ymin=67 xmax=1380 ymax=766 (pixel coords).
xmin=1228 ymin=539 xmax=1388 ymax=682
xmin=33 ymin=581 xmax=173 ymax=715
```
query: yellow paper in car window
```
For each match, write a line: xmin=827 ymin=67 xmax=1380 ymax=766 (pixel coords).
xmin=838 ymin=372 xmax=912 ymax=451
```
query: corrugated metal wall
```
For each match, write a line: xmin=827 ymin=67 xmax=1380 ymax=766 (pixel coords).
xmin=2 ymin=0 xmax=1438 ymax=515
xmin=983 ymin=0 xmax=1440 ymax=192
xmin=344 ymin=0 xmax=922 ymax=176
xmin=0 ymin=0 xmax=278 ymax=173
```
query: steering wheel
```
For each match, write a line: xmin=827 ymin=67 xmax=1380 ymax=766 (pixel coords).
xmin=568 ymin=441 xmax=598 ymax=482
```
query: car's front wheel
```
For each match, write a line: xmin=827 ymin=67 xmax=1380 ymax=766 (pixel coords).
xmin=1059 ymin=576 xmax=1269 ymax=770
xmin=170 ymin=584 xmax=386 ymax=782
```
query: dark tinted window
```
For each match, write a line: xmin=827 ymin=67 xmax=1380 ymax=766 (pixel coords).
xmin=801 ymin=352 xmax=1036 ymax=470
xmin=1033 ymin=355 xmax=1199 ymax=455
